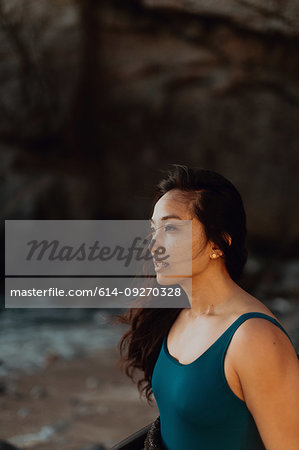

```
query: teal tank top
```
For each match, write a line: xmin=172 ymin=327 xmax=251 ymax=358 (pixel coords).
xmin=151 ymin=312 xmax=294 ymax=450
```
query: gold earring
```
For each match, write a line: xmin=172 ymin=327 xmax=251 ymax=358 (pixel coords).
xmin=211 ymin=253 xmax=217 ymax=259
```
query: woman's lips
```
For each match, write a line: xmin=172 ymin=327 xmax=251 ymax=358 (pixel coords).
xmin=154 ymin=260 xmax=170 ymax=272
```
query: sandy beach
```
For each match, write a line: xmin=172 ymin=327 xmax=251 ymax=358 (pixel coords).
xmin=0 ymin=346 xmax=159 ymax=449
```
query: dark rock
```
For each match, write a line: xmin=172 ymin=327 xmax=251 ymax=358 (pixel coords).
xmin=0 ymin=0 xmax=299 ymax=249
xmin=0 ymin=441 xmax=20 ymax=450
xmin=141 ymin=0 xmax=299 ymax=35
xmin=0 ymin=381 xmax=6 ymax=395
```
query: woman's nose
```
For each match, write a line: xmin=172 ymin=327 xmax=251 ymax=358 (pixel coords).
xmin=150 ymin=235 xmax=159 ymax=257
xmin=150 ymin=233 xmax=166 ymax=260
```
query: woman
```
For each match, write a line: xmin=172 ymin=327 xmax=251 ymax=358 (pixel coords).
xmin=114 ymin=165 xmax=299 ymax=450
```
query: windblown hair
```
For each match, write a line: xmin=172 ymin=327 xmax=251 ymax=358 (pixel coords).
xmin=110 ymin=165 xmax=248 ymax=404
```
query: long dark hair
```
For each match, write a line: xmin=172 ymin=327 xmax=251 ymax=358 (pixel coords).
xmin=111 ymin=165 xmax=248 ymax=405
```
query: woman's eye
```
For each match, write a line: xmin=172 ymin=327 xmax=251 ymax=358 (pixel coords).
xmin=164 ymin=224 xmax=176 ymax=232
xmin=149 ymin=224 xmax=176 ymax=237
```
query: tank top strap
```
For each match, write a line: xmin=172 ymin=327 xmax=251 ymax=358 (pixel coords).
xmin=223 ymin=312 xmax=294 ymax=349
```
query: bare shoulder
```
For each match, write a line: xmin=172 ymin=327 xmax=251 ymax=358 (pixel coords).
xmin=227 ymin=300 xmax=299 ymax=448
xmin=233 ymin=316 xmax=293 ymax=350
xmin=229 ymin=310 xmax=298 ymax=370
xmin=227 ymin=291 xmax=298 ymax=364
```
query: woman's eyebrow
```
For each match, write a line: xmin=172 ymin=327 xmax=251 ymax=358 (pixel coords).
xmin=150 ymin=215 xmax=182 ymax=224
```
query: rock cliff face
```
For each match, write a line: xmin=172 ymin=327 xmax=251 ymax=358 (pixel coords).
xmin=142 ymin=0 xmax=299 ymax=35
xmin=1 ymin=0 xmax=299 ymax=251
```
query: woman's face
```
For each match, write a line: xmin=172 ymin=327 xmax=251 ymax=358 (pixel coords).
xmin=150 ymin=189 xmax=213 ymax=286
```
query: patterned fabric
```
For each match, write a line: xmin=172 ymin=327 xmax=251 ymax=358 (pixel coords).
xmin=144 ymin=416 xmax=164 ymax=450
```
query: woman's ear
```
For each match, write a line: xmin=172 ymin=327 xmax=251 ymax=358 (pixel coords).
xmin=209 ymin=240 xmax=224 ymax=257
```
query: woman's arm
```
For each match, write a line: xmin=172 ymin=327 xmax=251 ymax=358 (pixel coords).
xmin=231 ymin=319 xmax=299 ymax=450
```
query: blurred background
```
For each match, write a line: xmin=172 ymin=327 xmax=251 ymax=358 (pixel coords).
xmin=0 ymin=0 xmax=299 ymax=448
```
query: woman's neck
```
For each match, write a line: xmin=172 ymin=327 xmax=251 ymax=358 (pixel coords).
xmin=180 ymin=266 xmax=242 ymax=317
